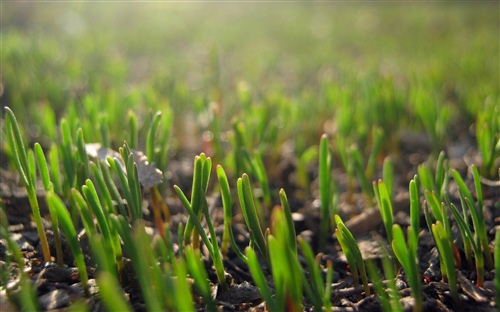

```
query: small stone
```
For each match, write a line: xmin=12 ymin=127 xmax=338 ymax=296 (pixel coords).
xmin=39 ymin=265 xmax=72 ymax=283
xmin=70 ymin=278 xmax=99 ymax=296
xmin=39 ymin=289 xmax=71 ymax=310
xmin=216 ymin=281 xmax=261 ymax=304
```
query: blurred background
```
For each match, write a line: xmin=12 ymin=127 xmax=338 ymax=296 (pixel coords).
xmin=2 ymin=2 xmax=499 ymax=158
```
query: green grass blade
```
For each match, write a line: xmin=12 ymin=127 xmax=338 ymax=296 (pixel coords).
xmin=34 ymin=143 xmax=52 ymax=191
xmin=279 ymin=189 xmax=297 ymax=255
xmin=185 ymin=246 xmax=217 ymax=312
xmin=409 ymin=177 xmax=420 ymax=247
xmin=49 ymin=144 xmax=63 ymax=194
xmin=5 ymin=107 xmax=51 ymax=263
xmin=237 ymin=174 xmax=268 ymax=260
xmin=146 ymin=111 xmax=162 ymax=163
xmin=127 ymin=111 xmax=138 ymax=150
xmin=183 ymin=155 xmax=204 ymax=244
xmin=319 ymin=134 xmax=332 ymax=250
xmin=246 ymin=246 xmax=276 ymax=311
xmin=47 ymin=191 xmax=89 ymax=296
xmin=382 ymin=156 xmax=394 ymax=199
xmin=373 ymin=179 xmax=394 ymax=244
xmin=96 ymin=271 xmax=132 ymax=312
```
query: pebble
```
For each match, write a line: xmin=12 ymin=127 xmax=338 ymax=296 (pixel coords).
xmin=39 ymin=289 xmax=71 ymax=310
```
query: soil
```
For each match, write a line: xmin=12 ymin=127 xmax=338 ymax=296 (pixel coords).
xmin=0 ymin=131 xmax=499 ymax=311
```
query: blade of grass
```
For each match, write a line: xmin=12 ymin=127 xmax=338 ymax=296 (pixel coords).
xmin=47 ymin=191 xmax=89 ymax=296
xmin=4 ymin=107 xmax=51 ymax=263
xmin=217 ymin=165 xmax=247 ymax=261
xmin=96 ymin=271 xmax=132 ymax=312
xmin=319 ymin=134 xmax=332 ymax=250
xmin=185 ymin=246 xmax=217 ymax=311
xmin=34 ymin=143 xmax=64 ymax=267
xmin=237 ymin=174 xmax=268 ymax=261
xmin=246 ymin=246 xmax=278 ymax=311
xmin=432 ymin=221 xmax=460 ymax=306
xmin=392 ymin=224 xmax=422 ymax=312
xmin=373 ymin=179 xmax=394 ymax=244
xmin=449 ymin=202 xmax=483 ymax=286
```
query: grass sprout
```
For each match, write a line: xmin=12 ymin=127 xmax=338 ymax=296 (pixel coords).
xmin=111 ymin=215 xmax=164 ymax=311
xmin=335 ymin=215 xmax=370 ymax=296
xmin=96 ymin=271 xmax=133 ymax=312
xmin=185 ymin=245 xmax=217 ymax=311
xmin=34 ymin=143 xmax=64 ymax=266
xmin=237 ymin=173 xmax=268 ymax=261
xmin=175 ymin=154 xmax=228 ymax=290
xmin=298 ymin=237 xmax=333 ymax=311
xmin=373 ymin=179 xmax=394 ymax=245
xmin=319 ymin=134 xmax=334 ymax=250
xmin=4 ymin=107 xmax=51 ymax=263
xmin=431 ymin=221 xmax=460 ymax=307
xmin=46 ymin=191 xmax=89 ymax=296
xmin=367 ymin=254 xmax=402 ymax=312
xmin=476 ymin=103 xmax=500 ymax=178
xmin=392 ymin=224 xmax=422 ymax=312
xmin=452 ymin=166 xmax=494 ymax=269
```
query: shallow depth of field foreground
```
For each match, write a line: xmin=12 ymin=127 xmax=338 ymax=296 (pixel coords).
xmin=1 ymin=2 xmax=499 ymax=311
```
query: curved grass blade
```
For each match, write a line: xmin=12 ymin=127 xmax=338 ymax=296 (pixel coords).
xmin=47 ymin=191 xmax=89 ymax=296
xmin=4 ymin=107 xmax=51 ymax=263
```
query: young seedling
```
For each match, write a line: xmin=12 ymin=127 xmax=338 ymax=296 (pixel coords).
xmin=246 ymin=246 xmax=282 ymax=311
xmin=180 ymin=153 xmax=212 ymax=247
xmin=58 ymin=119 xmax=76 ymax=195
xmin=373 ymin=179 xmax=394 ymax=245
xmin=96 ymin=271 xmax=133 ymax=312
xmin=349 ymin=145 xmax=374 ymax=203
xmin=111 ymin=215 xmax=164 ymax=311
xmin=127 ymin=111 xmax=138 ymax=150
xmin=411 ymin=88 xmax=451 ymax=154
xmin=408 ymin=176 xmax=420 ymax=250
xmin=334 ymin=215 xmax=371 ymax=296
xmin=107 ymin=143 xmax=142 ymax=221
xmin=298 ymin=237 xmax=334 ymax=312
xmin=49 ymin=144 xmax=63 ymax=195
xmin=296 ymin=145 xmax=318 ymax=192
xmin=365 ymin=127 xmax=385 ymax=180
xmin=382 ymin=156 xmax=394 ymax=199
xmin=475 ymin=104 xmax=500 ymax=178
xmin=80 ymin=179 xmax=124 ymax=276
xmin=174 ymin=154 xmax=228 ymax=290
xmin=146 ymin=111 xmax=171 ymax=235
xmin=243 ymin=149 xmax=272 ymax=210
xmin=449 ymin=202 xmax=484 ymax=286
xmin=392 ymin=224 xmax=422 ymax=312
xmin=417 ymin=151 xmax=448 ymax=201
xmin=367 ymin=252 xmax=403 ymax=312
xmin=424 ymin=190 xmax=461 ymax=269
xmin=431 ymin=221 xmax=460 ymax=308
xmin=246 ymin=205 xmax=304 ymax=312
xmin=34 ymin=143 xmax=64 ymax=267
xmin=319 ymin=134 xmax=334 ymax=250
xmin=237 ymin=173 xmax=268 ymax=262
xmin=452 ymin=166 xmax=494 ymax=270
xmin=217 ymin=165 xmax=247 ymax=262
xmin=4 ymin=107 xmax=51 ymax=263
xmin=46 ymin=191 xmax=89 ymax=296
xmin=185 ymin=246 xmax=217 ymax=311
xmin=268 ymin=207 xmax=303 ymax=312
